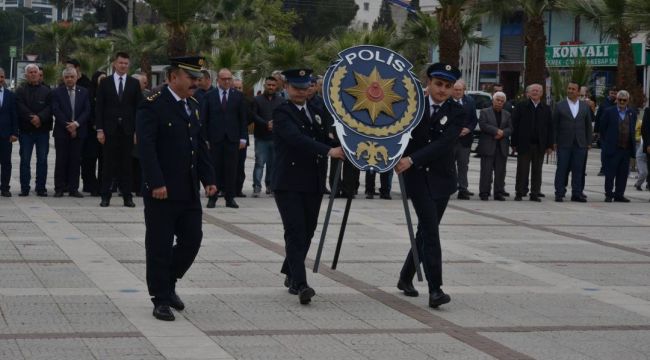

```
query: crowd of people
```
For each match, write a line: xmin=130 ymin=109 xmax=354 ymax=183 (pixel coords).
xmin=1 ymin=55 xmax=648 ymax=206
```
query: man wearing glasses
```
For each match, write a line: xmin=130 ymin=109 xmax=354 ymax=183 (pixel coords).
xmin=599 ymin=90 xmax=637 ymax=202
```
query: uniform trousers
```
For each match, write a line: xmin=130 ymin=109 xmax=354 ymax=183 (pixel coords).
xmin=0 ymin=137 xmax=12 ymax=192
xmin=515 ymin=144 xmax=545 ymax=197
xmin=399 ymin=196 xmax=449 ymax=292
xmin=479 ymin=152 xmax=507 ymax=196
xmin=101 ymin=127 xmax=133 ymax=196
xmin=275 ymin=190 xmax=322 ymax=288
xmin=453 ymin=143 xmax=471 ymax=192
xmin=144 ymin=197 xmax=203 ymax=306
xmin=54 ymin=136 xmax=83 ymax=192
xmin=365 ymin=171 xmax=392 ymax=195
xmin=603 ymin=148 xmax=631 ymax=198
xmin=210 ymin=140 xmax=238 ymax=199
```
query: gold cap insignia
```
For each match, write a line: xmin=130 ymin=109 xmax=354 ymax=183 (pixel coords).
xmin=299 ymin=70 xmax=306 ymax=76
xmin=445 ymin=65 xmax=452 ymax=71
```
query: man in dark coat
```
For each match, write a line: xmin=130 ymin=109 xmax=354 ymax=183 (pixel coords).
xmin=201 ymin=68 xmax=247 ymax=208
xmin=511 ymin=83 xmax=553 ymax=202
xmin=95 ymin=52 xmax=143 ymax=207
xmin=272 ymin=68 xmax=344 ymax=305
xmin=51 ymin=67 xmax=90 ymax=197
xmin=477 ymin=92 xmax=512 ymax=201
xmin=451 ymin=79 xmax=477 ymax=199
xmin=394 ymin=63 xmax=464 ymax=308
xmin=252 ymin=76 xmax=284 ymax=197
xmin=599 ymin=90 xmax=637 ymax=202
xmin=16 ymin=63 xmax=52 ymax=197
xmin=0 ymin=67 xmax=18 ymax=197
xmin=136 ymin=56 xmax=217 ymax=321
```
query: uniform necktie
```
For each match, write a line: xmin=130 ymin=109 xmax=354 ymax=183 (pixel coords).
xmin=68 ymin=88 xmax=75 ymax=121
xmin=118 ymin=76 xmax=124 ymax=101
xmin=221 ymin=90 xmax=228 ymax=110
xmin=300 ymin=107 xmax=311 ymax=123
xmin=431 ymin=104 xmax=440 ymax=116
xmin=180 ymin=100 xmax=191 ymax=117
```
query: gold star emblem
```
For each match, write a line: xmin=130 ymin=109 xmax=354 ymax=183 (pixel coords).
xmin=344 ymin=67 xmax=404 ymax=123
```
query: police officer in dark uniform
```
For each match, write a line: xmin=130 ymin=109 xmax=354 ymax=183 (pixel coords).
xmin=272 ymin=68 xmax=345 ymax=305
xmin=394 ymin=63 xmax=464 ymax=308
xmin=136 ymin=56 xmax=217 ymax=321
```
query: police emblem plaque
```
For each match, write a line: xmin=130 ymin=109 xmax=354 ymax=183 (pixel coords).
xmin=323 ymin=45 xmax=426 ymax=173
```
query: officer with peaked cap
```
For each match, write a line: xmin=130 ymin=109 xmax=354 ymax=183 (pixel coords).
xmin=272 ymin=68 xmax=345 ymax=305
xmin=136 ymin=56 xmax=217 ymax=321
xmin=394 ymin=63 xmax=464 ymax=308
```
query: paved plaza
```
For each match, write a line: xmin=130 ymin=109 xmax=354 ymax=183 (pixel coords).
xmin=1 ymin=142 xmax=650 ymax=360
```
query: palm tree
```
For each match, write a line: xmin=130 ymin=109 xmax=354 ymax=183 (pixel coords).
xmin=145 ymin=0 xmax=205 ymax=56
xmin=71 ymin=37 xmax=113 ymax=75
xmin=29 ymin=21 xmax=91 ymax=63
xmin=479 ymin=0 xmax=556 ymax=87
xmin=434 ymin=0 xmax=465 ymax=68
xmin=625 ymin=0 xmax=650 ymax=31
xmin=111 ymin=24 xmax=167 ymax=83
xmin=559 ymin=0 xmax=643 ymax=106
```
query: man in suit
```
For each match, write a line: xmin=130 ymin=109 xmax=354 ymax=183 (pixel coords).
xmin=136 ymin=56 xmax=217 ymax=321
xmin=599 ymin=90 xmax=637 ymax=202
xmin=594 ymin=87 xmax=618 ymax=176
xmin=232 ymin=78 xmax=250 ymax=198
xmin=477 ymin=92 xmax=512 ymax=201
xmin=512 ymin=83 xmax=553 ymax=202
xmin=0 ymin=68 xmax=18 ymax=197
xmin=553 ymin=81 xmax=593 ymax=202
xmin=201 ymin=68 xmax=247 ymax=209
xmin=51 ymin=67 xmax=90 ymax=198
xmin=273 ymin=68 xmax=344 ymax=305
xmin=95 ymin=52 xmax=143 ymax=207
xmin=395 ymin=63 xmax=464 ymax=308
xmin=451 ymin=79 xmax=478 ymax=200
xmin=193 ymin=70 xmax=214 ymax=105
xmin=65 ymin=59 xmax=92 ymax=90
xmin=16 ymin=63 xmax=52 ymax=197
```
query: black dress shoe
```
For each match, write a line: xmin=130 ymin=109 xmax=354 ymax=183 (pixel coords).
xmin=397 ymin=279 xmax=419 ymax=297
xmin=555 ymin=196 xmax=564 ymax=202
xmin=366 ymin=193 xmax=374 ymax=199
xmin=429 ymin=289 xmax=451 ymax=308
xmin=90 ymin=191 xmax=100 ymax=197
xmin=152 ymin=305 xmax=175 ymax=321
xmin=19 ymin=190 xmax=29 ymax=197
xmin=100 ymin=197 xmax=110 ymax=207
xmin=465 ymin=191 xmax=475 ymax=196
xmin=529 ymin=195 xmax=541 ymax=202
xmin=537 ymin=193 xmax=545 ymax=197
xmin=0 ymin=191 xmax=10 ymax=197
xmin=457 ymin=192 xmax=470 ymax=200
xmin=69 ymin=191 xmax=84 ymax=198
xmin=206 ymin=196 xmax=217 ymax=208
xmin=501 ymin=191 xmax=510 ymax=197
xmin=605 ymin=196 xmax=613 ymax=203
xmin=284 ymin=276 xmax=291 ymax=288
xmin=169 ymin=292 xmax=185 ymax=311
xmin=298 ymin=286 xmax=315 ymax=305
xmin=53 ymin=191 xmax=64 ymax=198
xmin=236 ymin=192 xmax=247 ymax=198
xmin=480 ymin=195 xmax=489 ymax=201
xmin=36 ymin=190 xmax=47 ymax=197
xmin=635 ymin=184 xmax=643 ymax=191
xmin=284 ymin=276 xmax=299 ymax=295
xmin=225 ymin=199 xmax=239 ymax=208
xmin=494 ymin=195 xmax=506 ymax=201
xmin=614 ymin=196 xmax=630 ymax=203
xmin=570 ymin=196 xmax=587 ymax=203
xmin=514 ymin=195 xmax=522 ymax=201
xmin=123 ymin=197 xmax=136 ymax=207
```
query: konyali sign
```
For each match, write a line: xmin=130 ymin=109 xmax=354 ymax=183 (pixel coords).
xmin=545 ymin=43 xmax=644 ymax=67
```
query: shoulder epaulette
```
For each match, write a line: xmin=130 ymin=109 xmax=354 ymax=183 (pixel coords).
xmin=146 ymin=91 xmax=161 ymax=102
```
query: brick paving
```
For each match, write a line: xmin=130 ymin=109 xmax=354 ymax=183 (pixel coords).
xmin=0 ymin=141 xmax=649 ymax=359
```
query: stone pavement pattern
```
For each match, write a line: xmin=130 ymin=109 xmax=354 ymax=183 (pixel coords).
xmin=1 ymin=142 xmax=650 ymax=359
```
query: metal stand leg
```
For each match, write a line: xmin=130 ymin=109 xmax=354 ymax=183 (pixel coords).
xmin=313 ymin=161 xmax=342 ymax=273
xmin=398 ymin=173 xmax=423 ymax=281
xmin=331 ymin=195 xmax=353 ymax=269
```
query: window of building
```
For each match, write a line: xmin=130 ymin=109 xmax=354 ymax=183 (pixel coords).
xmin=364 ymin=2 xmax=369 ymax=11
